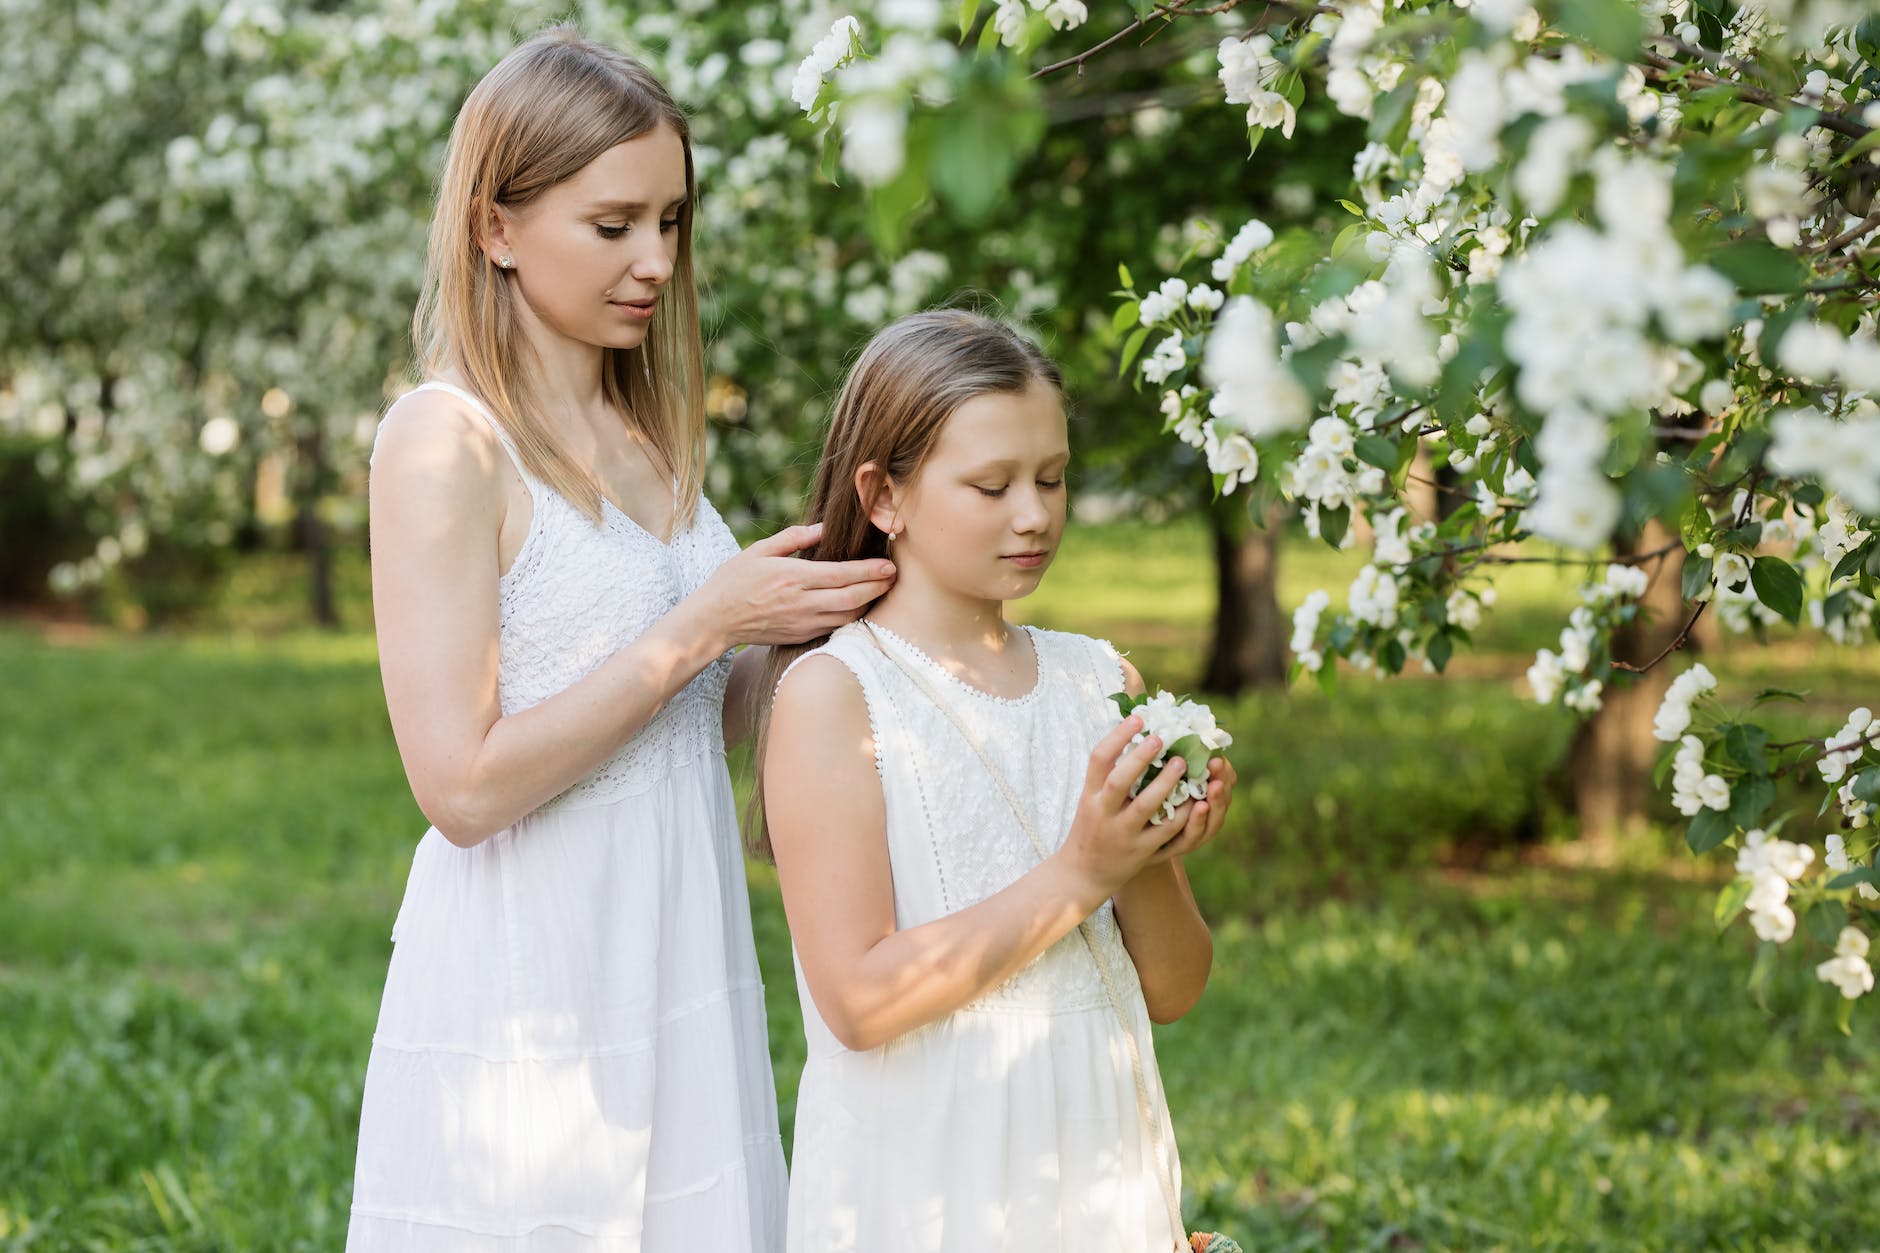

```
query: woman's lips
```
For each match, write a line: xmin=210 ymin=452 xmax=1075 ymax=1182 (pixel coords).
xmin=611 ymin=299 xmax=656 ymax=321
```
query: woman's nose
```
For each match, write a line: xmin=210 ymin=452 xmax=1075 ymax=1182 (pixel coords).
xmin=633 ymin=239 xmax=674 ymax=286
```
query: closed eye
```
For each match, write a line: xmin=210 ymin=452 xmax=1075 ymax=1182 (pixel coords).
xmin=975 ymin=485 xmax=1007 ymax=498
xmin=596 ymin=223 xmax=628 ymax=240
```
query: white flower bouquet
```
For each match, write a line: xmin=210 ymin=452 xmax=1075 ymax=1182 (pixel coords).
xmin=1111 ymin=690 xmax=1234 ymax=825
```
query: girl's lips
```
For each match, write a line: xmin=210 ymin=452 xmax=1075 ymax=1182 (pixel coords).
xmin=1004 ymin=551 xmax=1049 ymax=569
xmin=611 ymin=300 xmax=656 ymax=321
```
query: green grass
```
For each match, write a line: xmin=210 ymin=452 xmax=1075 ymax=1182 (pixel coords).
xmin=3 ymin=522 xmax=1878 ymax=1249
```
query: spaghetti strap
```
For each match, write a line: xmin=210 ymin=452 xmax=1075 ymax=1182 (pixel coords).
xmin=404 ymin=379 xmax=531 ymax=481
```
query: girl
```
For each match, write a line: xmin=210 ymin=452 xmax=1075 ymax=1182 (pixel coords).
xmin=758 ymin=310 xmax=1235 ymax=1251
xmin=349 ymin=28 xmax=893 ymax=1252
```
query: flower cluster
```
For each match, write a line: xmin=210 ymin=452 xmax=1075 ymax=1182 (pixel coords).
xmin=1816 ymin=927 xmax=1874 ymax=1000
xmin=1114 ymin=689 xmax=1234 ymax=825
xmin=1819 ymin=708 xmax=1876 ymax=785
xmin=1736 ymin=828 xmax=1816 ymax=944
xmin=1652 ymin=663 xmax=1720 ymax=743
xmin=1523 ymin=565 xmax=1653 ymax=713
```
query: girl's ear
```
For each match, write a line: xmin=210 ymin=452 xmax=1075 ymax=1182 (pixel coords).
xmin=855 ymin=461 xmax=902 ymax=536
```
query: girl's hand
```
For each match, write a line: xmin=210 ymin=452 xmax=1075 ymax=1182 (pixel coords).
xmin=1056 ymin=715 xmax=1195 ymax=899
xmin=693 ymin=523 xmax=895 ymax=648
xmin=1147 ymin=755 xmax=1237 ymax=864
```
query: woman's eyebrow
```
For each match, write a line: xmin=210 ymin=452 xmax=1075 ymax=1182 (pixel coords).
xmin=584 ymin=194 xmax=689 ymax=214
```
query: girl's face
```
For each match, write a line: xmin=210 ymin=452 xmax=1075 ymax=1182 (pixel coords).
xmin=489 ymin=125 xmax=688 ymax=352
xmin=886 ymin=379 xmax=1070 ymax=603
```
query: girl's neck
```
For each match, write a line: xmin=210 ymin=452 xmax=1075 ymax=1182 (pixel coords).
xmin=865 ymin=572 xmax=1020 ymax=661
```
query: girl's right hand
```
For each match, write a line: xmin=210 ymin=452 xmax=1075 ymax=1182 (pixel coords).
xmin=695 ymin=523 xmax=897 ymax=648
xmin=1056 ymin=715 xmax=1195 ymax=900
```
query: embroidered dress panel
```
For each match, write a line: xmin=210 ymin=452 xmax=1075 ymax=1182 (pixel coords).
xmin=346 ymin=381 xmax=786 ymax=1253
xmin=780 ymin=622 xmax=1184 ymax=1252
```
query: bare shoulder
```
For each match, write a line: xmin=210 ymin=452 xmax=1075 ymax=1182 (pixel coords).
xmin=772 ymin=650 xmax=869 ymax=734
xmin=1117 ymin=653 xmax=1147 ymax=698
xmin=370 ymin=386 xmax=508 ymax=499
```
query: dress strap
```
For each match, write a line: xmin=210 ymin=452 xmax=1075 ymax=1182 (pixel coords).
xmin=405 ymin=379 xmax=531 ymax=483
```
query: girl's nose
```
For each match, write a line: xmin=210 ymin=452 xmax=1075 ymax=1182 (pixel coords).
xmin=1013 ymin=487 xmax=1052 ymax=534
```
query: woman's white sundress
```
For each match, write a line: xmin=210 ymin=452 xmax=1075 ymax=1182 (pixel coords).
xmin=781 ymin=621 xmax=1184 ymax=1253
xmin=346 ymin=381 xmax=787 ymax=1252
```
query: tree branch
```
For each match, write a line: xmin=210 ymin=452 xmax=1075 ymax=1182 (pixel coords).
xmin=1638 ymin=51 xmax=1873 ymax=141
xmin=1807 ymin=211 xmax=1880 ymax=256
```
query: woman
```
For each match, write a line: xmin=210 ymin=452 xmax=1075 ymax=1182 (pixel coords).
xmin=347 ymin=27 xmax=892 ymax=1251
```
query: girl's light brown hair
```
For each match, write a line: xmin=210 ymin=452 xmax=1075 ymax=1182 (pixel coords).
xmin=747 ymin=309 xmax=1064 ymax=859
xmin=413 ymin=24 xmax=706 ymax=526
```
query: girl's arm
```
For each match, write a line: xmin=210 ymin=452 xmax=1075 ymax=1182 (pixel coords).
xmin=370 ymin=392 xmax=892 ymax=846
xmin=767 ymin=653 xmax=1199 ymax=1053
xmin=1109 ymin=658 xmax=1235 ymax=1023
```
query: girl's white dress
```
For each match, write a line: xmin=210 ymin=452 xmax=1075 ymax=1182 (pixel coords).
xmin=347 ymin=381 xmax=787 ymax=1252
xmin=782 ymin=621 xmax=1184 ymax=1253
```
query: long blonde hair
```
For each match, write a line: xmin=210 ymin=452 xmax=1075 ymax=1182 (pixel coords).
xmin=747 ymin=309 xmax=1064 ymax=859
xmin=413 ymin=24 xmax=706 ymax=525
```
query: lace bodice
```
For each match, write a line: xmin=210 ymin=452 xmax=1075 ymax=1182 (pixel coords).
xmin=383 ymin=381 xmax=739 ymax=813
xmin=796 ymin=621 xmax=1135 ymax=1016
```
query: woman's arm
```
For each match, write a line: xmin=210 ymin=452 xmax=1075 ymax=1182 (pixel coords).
xmin=766 ymin=654 xmax=1196 ymax=1052
xmin=1109 ymin=657 xmax=1233 ymax=1024
xmin=370 ymin=393 xmax=893 ymax=847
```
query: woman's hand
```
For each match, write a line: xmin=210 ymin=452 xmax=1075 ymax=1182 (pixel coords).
xmin=693 ymin=523 xmax=895 ymax=649
xmin=1054 ymin=716 xmax=1197 ymax=900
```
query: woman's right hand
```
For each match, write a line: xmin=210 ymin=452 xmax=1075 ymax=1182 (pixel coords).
xmin=1055 ymin=715 xmax=1196 ymax=900
xmin=694 ymin=523 xmax=897 ymax=648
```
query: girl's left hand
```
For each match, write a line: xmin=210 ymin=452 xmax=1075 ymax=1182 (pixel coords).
xmin=1152 ymin=755 xmax=1237 ymax=862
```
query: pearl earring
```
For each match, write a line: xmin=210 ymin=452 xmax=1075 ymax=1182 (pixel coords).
xmin=498 ymin=255 xmax=515 ymax=269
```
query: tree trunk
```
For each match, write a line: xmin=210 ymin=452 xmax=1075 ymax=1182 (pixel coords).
xmin=1566 ymin=517 xmax=1687 ymax=844
xmin=1201 ymin=496 xmax=1287 ymax=696
xmin=294 ymin=422 xmax=338 ymax=629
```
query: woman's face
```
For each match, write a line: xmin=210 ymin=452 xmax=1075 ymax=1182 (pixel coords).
xmin=886 ymin=379 xmax=1070 ymax=604
xmin=490 ymin=125 xmax=689 ymax=353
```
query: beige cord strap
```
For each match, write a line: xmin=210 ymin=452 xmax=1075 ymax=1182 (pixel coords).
xmin=861 ymin=622 xmax=1187 ymax=1248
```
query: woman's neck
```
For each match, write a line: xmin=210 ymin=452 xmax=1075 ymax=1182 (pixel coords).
xmin=511 ymin=301 xmax=610 ymax=429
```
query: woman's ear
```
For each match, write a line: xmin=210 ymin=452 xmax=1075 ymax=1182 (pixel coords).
xmin=855 ymin=461 xmax=901 ymax=536
xmin=480 ymin=200 xmax=515 ymax=268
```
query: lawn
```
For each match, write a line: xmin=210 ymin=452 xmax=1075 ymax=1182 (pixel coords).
xmin=1 ymin=520 xmax=1877 ymax=1250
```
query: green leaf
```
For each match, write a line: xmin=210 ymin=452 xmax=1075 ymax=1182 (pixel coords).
xmin=1748 ymin=940 xmax=1775 ymax=1010
xmin=1750 ymin=556 xmax=1805 ymax=625
xmin=1832 ymin=541 xmax=1873 ymax=583
xmin=1728 ymin=775 xmax=1775 ymax=828
xmin=1687 ymin=807 xmax=1733 ymax=854
xmin=1752 ymin=687 xmax=1806 ymax=705
xmin=1806 ymin=900 xmax=1846 ymax=946
xmin=1837 ymin=993 xmax=1855 ymax=1036
xmin=1118 ymin=326 xmax=1149 ymax=377
xmin=1557 ymin=0 xmax=1647 ymax=60
xmin=1681 ymin=555 xmax=1715 ymax=603
xmin=1829 ymin=864 xmax=1880 ymax=890
xmin=1710 ymin=239 xmax=1809 ymax=295
xmin=1355 ymin=435 xmax=1397 ymax=472
xmin=1336 ymin=198 xmax=1367 ymax=218
xmin=958 ymin=0 xmax=982 ymax=39
xmin=1427 ymin=631 xmax=1453 ymax=674
xmin=1320 ymin=505 xmax=1351 ymax=550
xmin=1714 ymin=877 xmax=1752 ymax=931
xmin=1382 ymin=638 xmax=1407 ymax=674
xmin=1853 ymin=770 xmax=1880 ymax=804
xmin=1723 ymin=724 xmax=1770 ymax=773
xmin=1118 ymin=262 xmax=1134 ymax=289
xmin=929 ymin=90 xmax=1040 ymax=224
xmin=1113 ymin=301 xmax=1141 ymax=337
